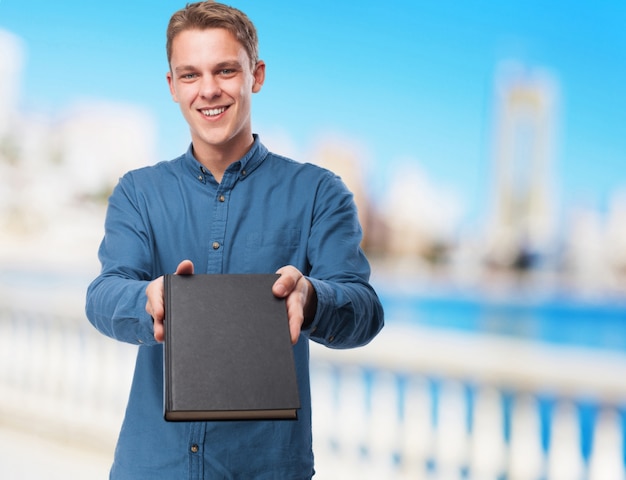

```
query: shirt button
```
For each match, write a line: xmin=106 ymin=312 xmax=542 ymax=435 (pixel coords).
xmin=241 ymin=170 xmax=247 ymax=176
xmin=212 ymin=242 xmax=220 ymax=250
xmin=197 ymin=175 xmax=203 ymax=181
xmin=219 ymin=195 xmax=225 ymax=202
xmin=190 ymin=444 xmax=199 ymax=453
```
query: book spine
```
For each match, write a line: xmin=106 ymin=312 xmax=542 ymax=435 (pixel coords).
xmin=163 ymin=274 xmax=172 ymax=418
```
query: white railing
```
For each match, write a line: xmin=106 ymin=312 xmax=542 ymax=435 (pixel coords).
xmin=310 ymin=326 xmax=626 ymax=480
xmin=1 ymin=281 xmax=625 ymax=479
xmin=0 ymin=282 xmax=135 ymax=451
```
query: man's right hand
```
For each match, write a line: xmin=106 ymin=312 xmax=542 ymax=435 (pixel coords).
xmin=145 ymin=259 xmax=194 ymax=342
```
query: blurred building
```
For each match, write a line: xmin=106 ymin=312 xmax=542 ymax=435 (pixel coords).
xmin=483 ymin=64 xmax=559 ymax=270
xmin=381 ymin=164 xmax=461 ymax=263
xmin=0 ymin=29 xmax=23 ymax=135
xmin=0 ymin=29 xmax=155 ymax=266
xmin=562 ymin=190 xmax=626 ymax=294
xmin=606 ymin=190 xmax=626 ymax=276
xmin=310 ymin=137 xmax=396 ymax=255
xmin=310 ymin=138 xmax=462 ymax=264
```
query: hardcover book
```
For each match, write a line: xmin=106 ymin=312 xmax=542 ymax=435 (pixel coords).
xmin=163 ymin=273 xmax=300 ymax=421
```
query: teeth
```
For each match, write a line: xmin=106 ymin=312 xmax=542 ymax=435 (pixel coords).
xmin=201 ymin=107 xmax=226 ymax=117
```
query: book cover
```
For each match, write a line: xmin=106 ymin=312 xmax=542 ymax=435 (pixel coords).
xmin=163 ymin=273 xmax=300 ymax=421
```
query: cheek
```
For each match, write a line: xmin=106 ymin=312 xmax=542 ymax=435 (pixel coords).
xmin=171 ymin=82 xmax=196 ymax=104
xmin=237 ymin=86 xmax=254 ymax=106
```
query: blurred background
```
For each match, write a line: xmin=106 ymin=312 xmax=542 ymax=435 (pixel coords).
xmin=1 ymin=0 xmax=626 ymax=478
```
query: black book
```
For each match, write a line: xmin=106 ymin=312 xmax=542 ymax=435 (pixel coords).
xmin=163 ymin=273 xmax=300 ymax=421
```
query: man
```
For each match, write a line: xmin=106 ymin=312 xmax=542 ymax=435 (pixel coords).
xmin=86 ymin=2 xmax=384 ymax=478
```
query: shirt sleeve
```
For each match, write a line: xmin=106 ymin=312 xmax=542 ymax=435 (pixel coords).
xmin=85 ymin=172 xmax=159 ymax=346
xmin=301 ymin=170 xmax=384 ymax=348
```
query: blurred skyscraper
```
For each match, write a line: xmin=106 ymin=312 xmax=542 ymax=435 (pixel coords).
xmin=484 ymin=63 xmax=558 ymax=270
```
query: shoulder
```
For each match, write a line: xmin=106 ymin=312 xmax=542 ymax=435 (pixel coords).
xmin=118 ymin=155 xmax=186 ymax=184
xmin=260 ymin=152 xmax=354 ymax=210
xmin=264 ymin=151 xmax=340 ymax=183
xmin=126 ymin=154 xmax=185 ymax=176
xmin=109 ymin=156 xmax=189 ymax=207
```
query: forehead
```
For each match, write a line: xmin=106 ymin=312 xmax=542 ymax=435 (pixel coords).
xmin=170 ymin=28 xmax=249 ymax=67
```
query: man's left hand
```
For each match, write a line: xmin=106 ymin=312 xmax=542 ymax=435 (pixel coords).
xmin=272 ymin=266 xmax=317 ymax=344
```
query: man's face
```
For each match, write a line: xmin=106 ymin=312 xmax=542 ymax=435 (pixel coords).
xmin=166 ymin=28 xmax=264 ymax=159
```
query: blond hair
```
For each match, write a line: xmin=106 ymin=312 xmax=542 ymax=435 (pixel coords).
xmin=166 ymin=1 xmax=259 ymax=69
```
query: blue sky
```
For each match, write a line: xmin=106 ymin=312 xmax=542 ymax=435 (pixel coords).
xmin=1 ymin=0 xmax=625 ymax=223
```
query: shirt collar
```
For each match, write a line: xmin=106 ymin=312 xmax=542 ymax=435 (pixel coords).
xmin=183 ymin=134 xmax=269 ymax=184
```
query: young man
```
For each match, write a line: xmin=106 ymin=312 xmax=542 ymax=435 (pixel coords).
xmin=86 ymin=2 xmax=384 ymax=478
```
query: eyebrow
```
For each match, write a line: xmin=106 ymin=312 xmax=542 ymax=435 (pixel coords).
xmin=174 ymin=65 xmax=198 ymax=73
xmin=173 ymin=60 xmax=243 ymax=74
xmin=214 ymin=60 xmax=244 ymax=70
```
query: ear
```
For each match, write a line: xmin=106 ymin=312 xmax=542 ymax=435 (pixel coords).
xmin=166 ymin=71 xmax=179 ymax=102
xmin=252 ymin=60 xmax=266 ymax=93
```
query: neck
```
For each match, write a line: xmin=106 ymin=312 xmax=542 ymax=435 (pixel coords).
xmin=192 ymin=135 xmax=255 ymax=183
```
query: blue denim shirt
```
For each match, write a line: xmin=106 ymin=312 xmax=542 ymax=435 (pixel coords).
xmin=85 ymin=136 xmax=384 ymax=479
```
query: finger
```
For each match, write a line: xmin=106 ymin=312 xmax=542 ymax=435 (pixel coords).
xmin=284 ymin=295 xmax=304 ymax=345
xmin=153 ymin=318 xmax=165 ymax=343
xmin=147 ymin=298 xmax=165 ymax=342
xmin=175 ymin=259 xmax=194 ymax=275
xmin=146 ymin=276 xmax=166 ymax=342
xmin=288 ymin=314 xmax=303 ymax=345
xmin=145 ymin=278 xmax=165 ymax=320
xmin=147 ymin=301 xmax=165 ymax=321
xmin=273 ymin=266 xmax=302 ymax=298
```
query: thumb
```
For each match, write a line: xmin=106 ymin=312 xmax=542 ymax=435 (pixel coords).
xmin=175 ymin=259 xmax=194 ymax=275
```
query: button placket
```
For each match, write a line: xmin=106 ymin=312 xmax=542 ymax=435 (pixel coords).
xmin=207 ymin=183 xmax=230 ymax=272
xmin=188 ymin=421 xmax=205 ymax=477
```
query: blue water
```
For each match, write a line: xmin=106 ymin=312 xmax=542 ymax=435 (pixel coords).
xmin=379 ymin=289 xmax=626 ymax=352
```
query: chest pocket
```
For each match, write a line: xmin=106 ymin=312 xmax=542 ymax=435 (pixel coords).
xmin=244 ymin=229 xmax=302 ymax=272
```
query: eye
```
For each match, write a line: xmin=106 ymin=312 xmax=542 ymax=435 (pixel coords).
xmin=179 ymin=72 xmax=198 ymax=81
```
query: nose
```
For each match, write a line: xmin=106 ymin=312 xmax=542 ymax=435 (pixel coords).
xmin=200 ymin=74 xmax=221 ymax=99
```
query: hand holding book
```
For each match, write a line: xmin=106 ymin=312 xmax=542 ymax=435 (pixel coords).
xmin=272 ymin=265 xmax=318 ymax=344
xmin=146 ymin=260 xmax=316 ymax=345
xmin=146 ymin=259 xmax=194 ymax=343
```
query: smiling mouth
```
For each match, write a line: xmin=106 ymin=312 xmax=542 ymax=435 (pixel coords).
xmin=200 ymin=107 xmax=227 ymax=117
